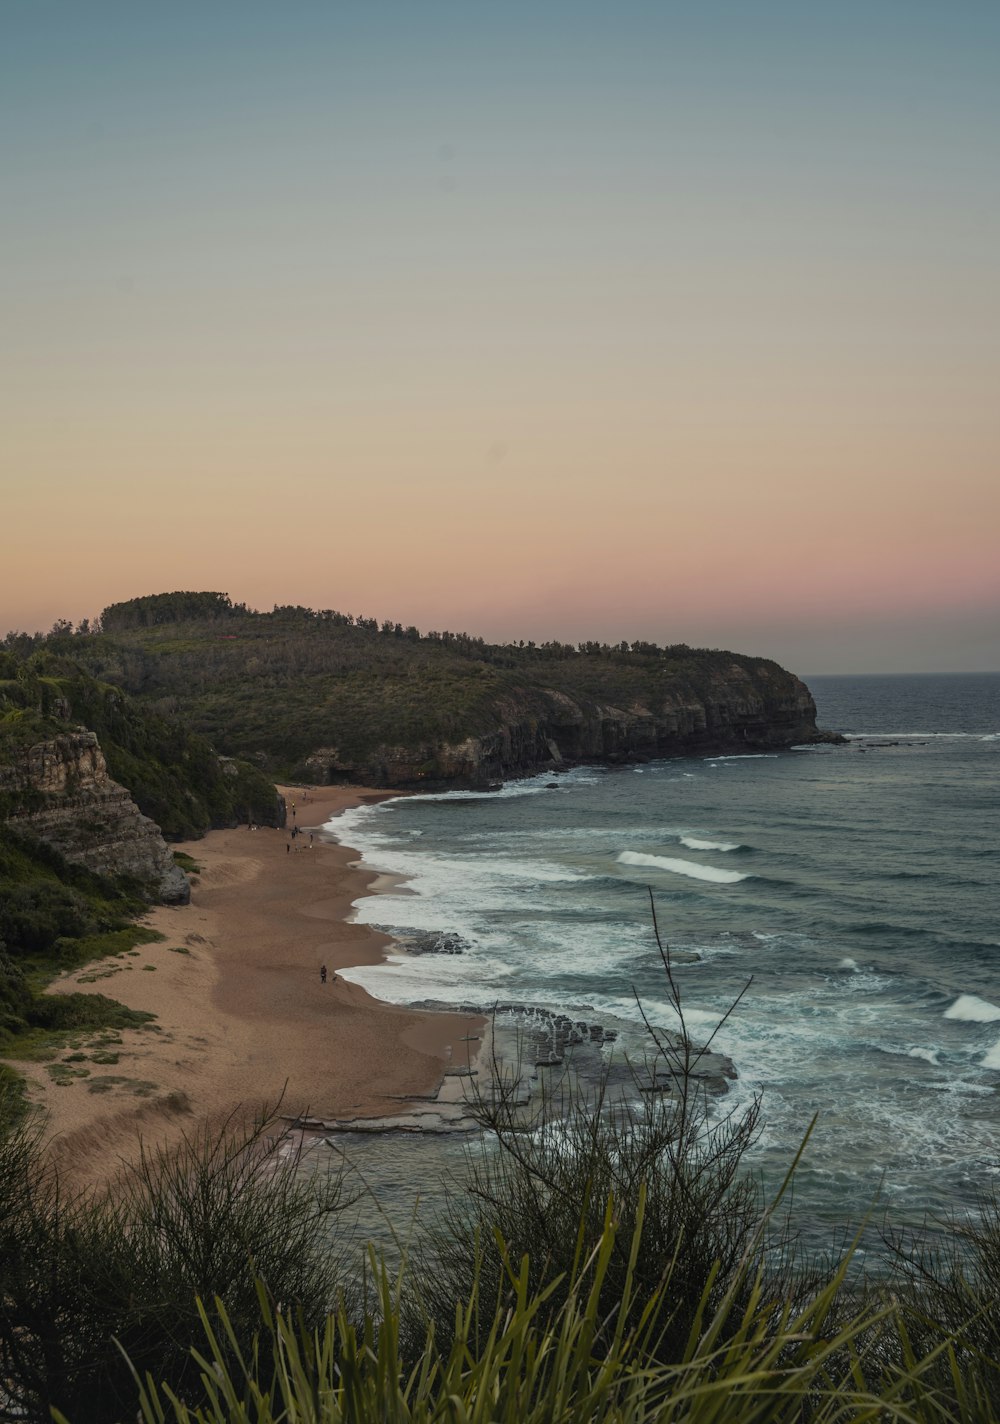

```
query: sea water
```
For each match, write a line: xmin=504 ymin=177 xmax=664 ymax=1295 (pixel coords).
xmin=329 ymin=673 xmax=1000 ymax=1249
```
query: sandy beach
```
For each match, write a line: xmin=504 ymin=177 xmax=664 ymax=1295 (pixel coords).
xmin=19 ymin=787 xmax=484 ymax=1188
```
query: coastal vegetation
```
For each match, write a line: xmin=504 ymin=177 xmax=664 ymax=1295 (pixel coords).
xmin=0 ymin=825 xmax=157 ymax=1113
xmin=0 ymin=1104 xmax=343 ymax=1423
xmin=0 ymin=653 xmax=281 ymax=836
xmin=5 ymin=591 xmax=827 ymax=784
xmin=0 ymin=912 xmax=998 ymax=1420
xmin=4 ymin=1020 xmax=1000 ymax=1420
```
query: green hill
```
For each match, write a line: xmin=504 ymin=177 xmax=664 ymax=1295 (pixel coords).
xmin=21 ymin=591 xmax=831 ymax=786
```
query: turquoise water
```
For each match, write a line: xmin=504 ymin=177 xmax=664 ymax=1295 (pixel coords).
xmin=331 ymin=673 xmax=1000 ymax=1241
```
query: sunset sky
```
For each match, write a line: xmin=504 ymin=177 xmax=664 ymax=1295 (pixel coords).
xmin=3 ymin=2 xmax=998 ymax=674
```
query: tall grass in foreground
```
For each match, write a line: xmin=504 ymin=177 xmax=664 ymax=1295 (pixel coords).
xmin=408 ymin=898 xmax=783 ymax=1369
xmin=121 ymin=1221 xmax=999 ymax=1424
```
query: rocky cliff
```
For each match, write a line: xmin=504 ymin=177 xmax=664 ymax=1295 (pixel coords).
xmin=301 ymin=663 xmax=838 ymax=788
xmin=0 ymin=731 xmax=190 ymax=903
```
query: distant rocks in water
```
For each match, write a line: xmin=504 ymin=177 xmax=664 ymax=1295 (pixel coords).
xmin=856 ymin=740 xmax=926 ymax=749
xmin=384 ymin=928 xmax=469 ymax=956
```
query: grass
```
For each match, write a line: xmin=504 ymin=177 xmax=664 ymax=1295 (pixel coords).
xmin=0 ymin=1063 xmax=28 ymax=1125
xmin=21 ymin=925 xmax=164 ymax=987
xmin=0 ymin=1102 xmax=346 ymax=1423
xmin=86 ymin=1074 xmax=158 ymax=1095
xmin=112 ymin=1207 xmax=1000 ymax=1424
xmin=1 ymin=996 xmax=155 ymax=1062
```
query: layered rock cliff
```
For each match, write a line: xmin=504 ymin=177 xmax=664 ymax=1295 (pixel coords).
xmin=301 ymin=663 xmax=837 ymax=788
xmin=0 ymin=731 xmax=190 ymax=903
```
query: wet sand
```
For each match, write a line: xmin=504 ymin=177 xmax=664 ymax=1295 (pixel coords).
xmin=18 ymin=786 xmax=483 ymax=1188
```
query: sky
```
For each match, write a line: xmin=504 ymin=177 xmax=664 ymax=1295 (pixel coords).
xmin=2 ymin=1 xmax=998 ymax=674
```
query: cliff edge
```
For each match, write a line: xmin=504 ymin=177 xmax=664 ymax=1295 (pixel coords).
xmin=301 ymin=662 xmax=835 ymax=787
xmin=0 ymin=730 xmax=190 ymax=904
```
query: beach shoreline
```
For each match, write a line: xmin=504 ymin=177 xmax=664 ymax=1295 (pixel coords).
xmin=16 ymin=785 xmax=485 ymax=1189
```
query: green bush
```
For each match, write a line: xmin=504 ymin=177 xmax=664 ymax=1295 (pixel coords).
xmin=0 ymin=880 xmax=97 ymax=954
xmin=0 ymin=1106 xmax=346 ymax=1424
xmin=27 ymin=991 xmax=153 ymax=1034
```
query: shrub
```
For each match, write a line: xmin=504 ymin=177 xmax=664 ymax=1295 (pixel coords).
xmin=0 ymin=1105 xmax=346 ymax=1423
xmin=408 ymin=902 xmax=787 ymax=1364
xmin=0 ymin=881 xmax=97 ymax=955
xmin=26 ymin=991 xmax=153 ymax=1034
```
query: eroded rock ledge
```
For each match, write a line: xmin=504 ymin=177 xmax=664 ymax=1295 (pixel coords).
xmin=0 ymin=730 xmax=189 ymax=904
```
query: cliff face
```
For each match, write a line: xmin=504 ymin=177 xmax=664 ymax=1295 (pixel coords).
xmin=302 ymin=664 xmax=837 ymax=787
xmin=0 ymin=731 xmax=190 ymax=903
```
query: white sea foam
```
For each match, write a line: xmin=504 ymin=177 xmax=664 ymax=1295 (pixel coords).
xmin=617 ymin=851 xmax=749 ymax=884
xmin=318 ymin=737 xmax=1000 ymax=1216
xmin=845 ymin=732 xmax=987 ymax=740
xmin=353 ymin=768 xmax=606 ymax=811
xmin=680 ymin=835 xmax=740 ymax=852
xmin=404 ymin=783 xmax=549 ymax=803
xmin=337 ymin=948 xmax=518 ymax=1005
xmin=944 ymin=995 xmax=1000 ymax=1023
xmin=874 ymin=1043 xmax=940 ymax=1067
xmin=451 ymin=856 xmax=592 ymax=883
xmin=702 ymin=754 xmax=779 ymax=761
xmin=907 ymin=1047 xmax=941 ymax=1066
xmin=928 ymin=1080 xmax=995 ymax=1098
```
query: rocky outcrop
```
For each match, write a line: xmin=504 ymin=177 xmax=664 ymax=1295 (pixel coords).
xmin=0 ymin=731 xmax=190 ymax=903
xmin=302 ymin=665 xmax=842 ymax=788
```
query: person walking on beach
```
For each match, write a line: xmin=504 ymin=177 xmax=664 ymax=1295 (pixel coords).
xmin=320 ymin=964 xmax=327 ymax=984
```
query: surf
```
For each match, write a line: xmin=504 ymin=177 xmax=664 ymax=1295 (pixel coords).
xmin=617 ymin=851 xmax=750 ymax=884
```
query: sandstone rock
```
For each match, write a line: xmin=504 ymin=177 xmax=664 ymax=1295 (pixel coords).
xmin=0 ymin=731 xmax=190 ymax=904
xmin=296 ymin=669 xmax=840 ymax=788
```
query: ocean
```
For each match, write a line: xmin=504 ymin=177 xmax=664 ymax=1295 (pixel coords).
xmin=329 ymin=673 xmax=1000 ymax=1251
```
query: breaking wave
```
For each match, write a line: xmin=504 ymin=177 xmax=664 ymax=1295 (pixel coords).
xmin=943 ymin=995 xmax=1000 ymax=1023
xmin=617 ymin=851 xmax=750 ymax=884
xmin=679 ymin=835 xmax=741 ymax=852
